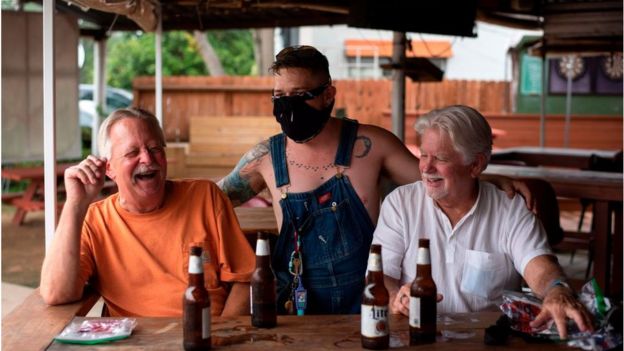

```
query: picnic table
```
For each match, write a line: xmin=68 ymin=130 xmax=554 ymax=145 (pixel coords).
xmin=491 ymin=147 xmax=620 ymax=169
xmin=3 ymin=289 xmax=571 ymax=350
xmin=2 ymin=163 xmax=75 ymax=225
xmin=2 ymin=163 xmax=118 ymax=226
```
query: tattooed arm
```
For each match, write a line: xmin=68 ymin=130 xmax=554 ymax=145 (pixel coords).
xmin=217 ymin=141 xmax=269 ymax=207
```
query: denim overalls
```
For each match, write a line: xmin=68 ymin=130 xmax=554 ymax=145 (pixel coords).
xmin=269 ymin=118 xmax=375 ymax=314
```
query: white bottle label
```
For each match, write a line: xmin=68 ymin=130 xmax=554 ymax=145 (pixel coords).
xmin=256 ymin=238 xmax=270 ymax=256
xmin=367 ymin=253 xmax=382 ymax=272
xmin=416 ymin=247 xmax=430 ymax=265
xmin=361 ymin=305 xmax=389 ymax=337
xmin=409 ymin=297 xmax=421 ymax=328
xmin=189 ymin=255 xmax=203 ymax=274
xmin=249 ymin=286 xmax=253 ymax=315
xmin=202 ymin=307 xmax=211 ymax=339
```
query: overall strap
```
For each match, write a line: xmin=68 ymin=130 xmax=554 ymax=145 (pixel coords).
xmin=334 ymin=118 xmax=359 ymax=167
xmin=269 ymin=133 xmax=290 ymax=188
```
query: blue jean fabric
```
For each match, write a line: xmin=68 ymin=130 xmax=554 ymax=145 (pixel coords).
xmin=269 ymin=118 xmax=375 ymax=314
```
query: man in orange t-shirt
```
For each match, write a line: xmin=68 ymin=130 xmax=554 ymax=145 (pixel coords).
xmin=40 ymin=108 xmax=254 ymax=317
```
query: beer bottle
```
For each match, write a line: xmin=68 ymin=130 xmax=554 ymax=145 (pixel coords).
xmin=361 ymin=244 xmax=389 ymax=350
xmin=251 ymin=232 xmax=277 ymax=328
xmin=409 ymin=238 xmax=437 ymax=345
xmin=183 ymin=246 xmax=211 ymax=350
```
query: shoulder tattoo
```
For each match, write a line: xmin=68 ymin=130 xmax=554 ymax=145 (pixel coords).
xmin=354 ymin=135 xmax=372 ymax=158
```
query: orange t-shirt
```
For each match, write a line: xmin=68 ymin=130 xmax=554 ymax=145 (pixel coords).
xmin=79 ymin=179 xmax=254 ymax=317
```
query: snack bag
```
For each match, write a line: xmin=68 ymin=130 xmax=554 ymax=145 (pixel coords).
xmin=54 ymin=318 xmax=137 ymax=345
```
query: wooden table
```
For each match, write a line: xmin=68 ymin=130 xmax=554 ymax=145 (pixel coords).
xmin=484 ymin=164 xmax=623 ymax=297
xmin=1 ymin=163 xmax=75 ymax=225
xmin=491 ymin=147 xmax=620 ymax=169
xmin=3 ymin=290 xmax=570 ymax=350
xmin=234 ymin=207 xmax=278 ymax=235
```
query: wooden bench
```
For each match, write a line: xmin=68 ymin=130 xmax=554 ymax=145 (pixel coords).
xmin=186 ymin=116 xmax=281 ymax=168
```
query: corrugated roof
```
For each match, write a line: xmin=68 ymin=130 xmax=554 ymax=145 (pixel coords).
xmin=344 ymin=39 xmax=453 ymax=58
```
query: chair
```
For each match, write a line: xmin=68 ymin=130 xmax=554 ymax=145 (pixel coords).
xmin=521 ymin=178 xmax=599 ymax=288
xmin=577 ymin=151 xmax=623 ymax=232
xmin=565 ymin=151 xmax=623 ymax=273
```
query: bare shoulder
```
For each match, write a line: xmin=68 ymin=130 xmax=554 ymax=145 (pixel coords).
xmin=354 ymin=123 xmax=409 ymax=157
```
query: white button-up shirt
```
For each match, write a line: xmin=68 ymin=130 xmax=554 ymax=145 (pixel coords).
xmin=372 ymin=181 xmax=552 ymax=313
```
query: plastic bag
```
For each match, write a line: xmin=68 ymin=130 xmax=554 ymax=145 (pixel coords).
xmin=54 ymin=318 xmax=137 ymax=345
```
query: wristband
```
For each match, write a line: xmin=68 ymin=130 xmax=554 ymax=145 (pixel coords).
xmin=544 ymin=278 xmax=573 ymax=296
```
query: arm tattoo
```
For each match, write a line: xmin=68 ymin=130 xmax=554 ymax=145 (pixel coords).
xmin=354 ymin=136 xmax=372 ymax=158
xmin=217 ymin=141 xmax=269 ymax=206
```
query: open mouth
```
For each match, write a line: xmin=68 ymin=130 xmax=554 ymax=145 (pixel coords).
xmin=133 ymin=170 xmax=158 ymax=182
xmin=424 ymin=176 xmax=444 ymax=186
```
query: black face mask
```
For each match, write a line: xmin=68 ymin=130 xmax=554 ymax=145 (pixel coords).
xmin=273 ymin=95 xmax=334 ymax=143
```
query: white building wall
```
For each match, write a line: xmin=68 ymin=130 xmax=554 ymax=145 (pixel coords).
xmin=279 ymin=22 xmax=541 ymax=82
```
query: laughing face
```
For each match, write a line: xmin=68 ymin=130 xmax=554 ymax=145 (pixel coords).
xmin=418 ymin=128 xmax=480 ymax=204
xmin=105 ymin=118 xmax=167 ymax=213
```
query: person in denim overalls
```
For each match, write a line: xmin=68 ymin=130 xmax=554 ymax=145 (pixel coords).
xmin=217 ymin=45 xmax=535 ymax=315
xmin=269 ymin=117 xmax=375 ymax=314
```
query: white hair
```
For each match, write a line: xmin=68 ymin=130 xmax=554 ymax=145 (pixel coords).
xmin=414 ymin=105 xmax=492 ymax=164
xmin=97 ymin=107 xmax=166 ymax=159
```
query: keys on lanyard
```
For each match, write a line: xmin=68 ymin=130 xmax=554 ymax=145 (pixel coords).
xmin=285 ymin=231 xmax=306 ymax=315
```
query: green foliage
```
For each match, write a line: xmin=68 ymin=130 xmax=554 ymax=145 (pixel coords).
xmin=79 ymin=39 xmax=94 ymax=84
xmin=80 ymin=30 xmax=255 ymax=90
xmin=1 ymin=0 xmax=17 ymax=9
xmin=207 ymin=30 xmax=255 ymax=75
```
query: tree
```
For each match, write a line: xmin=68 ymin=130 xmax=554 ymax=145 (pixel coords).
xmin=193 ymin=31 xmax=224 ymax=76
xmin=252 ymin=28 xmax=274 ymax=76
xmin=206 ymin=30 xmax=256 ymax=76
xmin=80 ymin=30 xmax=255 ymax=90
xmin=106 ymin=31 xmax=208 ymax=90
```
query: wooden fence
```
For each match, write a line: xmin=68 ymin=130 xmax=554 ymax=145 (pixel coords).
xmin=133 ymin=76 xmax=511 ymax=141
xmin=381 ymin=112 xmax=623 ymax=150
xmin=133 ymin=76 xmax=621 ymax=150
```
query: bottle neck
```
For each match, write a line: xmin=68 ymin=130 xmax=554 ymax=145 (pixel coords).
xmin=366 ymin=252 xmax=384 ymax=283
xmin=188 ymin=272 xmax=205 ymax=286
xmin=188 ymin=254 xmax=205 ymax=286
xmin=416 ymin=247 xmax=431 ymax=277
xmin=255 ymin=238 xmax=271 ymax=267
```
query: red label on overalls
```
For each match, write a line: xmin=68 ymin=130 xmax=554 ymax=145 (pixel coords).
xmin=317 ymin=192 xmax=332 ymax=204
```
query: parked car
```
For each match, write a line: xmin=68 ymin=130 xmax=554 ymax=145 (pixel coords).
xmin=79 ymin=84 xmax=133 ymax=128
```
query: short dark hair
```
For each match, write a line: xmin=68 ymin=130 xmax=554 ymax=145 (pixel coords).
xmin=270 ymin=45 xmax=331 ymax=81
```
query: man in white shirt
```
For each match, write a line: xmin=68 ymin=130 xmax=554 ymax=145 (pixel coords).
xmin=372 ymin=105 xmax=592 ymax=339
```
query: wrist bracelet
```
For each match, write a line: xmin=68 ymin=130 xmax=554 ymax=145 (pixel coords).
xmin=544 ymin=278 xmax=573 ymax=296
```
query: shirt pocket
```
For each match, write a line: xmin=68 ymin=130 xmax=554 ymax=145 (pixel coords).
xmin=460 ymin=249 xmax=507 ymax=300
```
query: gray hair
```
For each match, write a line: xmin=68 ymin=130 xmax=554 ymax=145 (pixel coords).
xmin=97 ymin=107 xmax=166 ymax=159
xmin=414 ymin=105 xmax=492 ymax=164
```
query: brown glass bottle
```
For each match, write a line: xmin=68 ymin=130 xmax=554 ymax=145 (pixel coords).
xmin=183 ymin=246 xmax=211 ymax=350
xmin=251 ymin=232 xmax=277 ymax=328
xmin=409 ymin=238 xmax=437 ymax=345
xmin=361 ymin=244 xmax=389 ymax=350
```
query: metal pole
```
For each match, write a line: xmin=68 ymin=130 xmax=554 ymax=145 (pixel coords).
xmin=539 ymin=54 xmax=546 ymax=147
xmin=92 ymin=38 xmax=107 ymax=155
xmin=391 ymin=32 xmax=406 ymax=142
xmin=43 ymin=0 xmax=57 ymax=252
xmin=564 ymin=58 xmax=573 ymax=148
xmin=155 ymin=10 xmax=163 ymax=126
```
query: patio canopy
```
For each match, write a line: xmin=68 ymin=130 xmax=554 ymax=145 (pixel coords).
xmin=48 ymin=0 xmax=621 ymax=55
